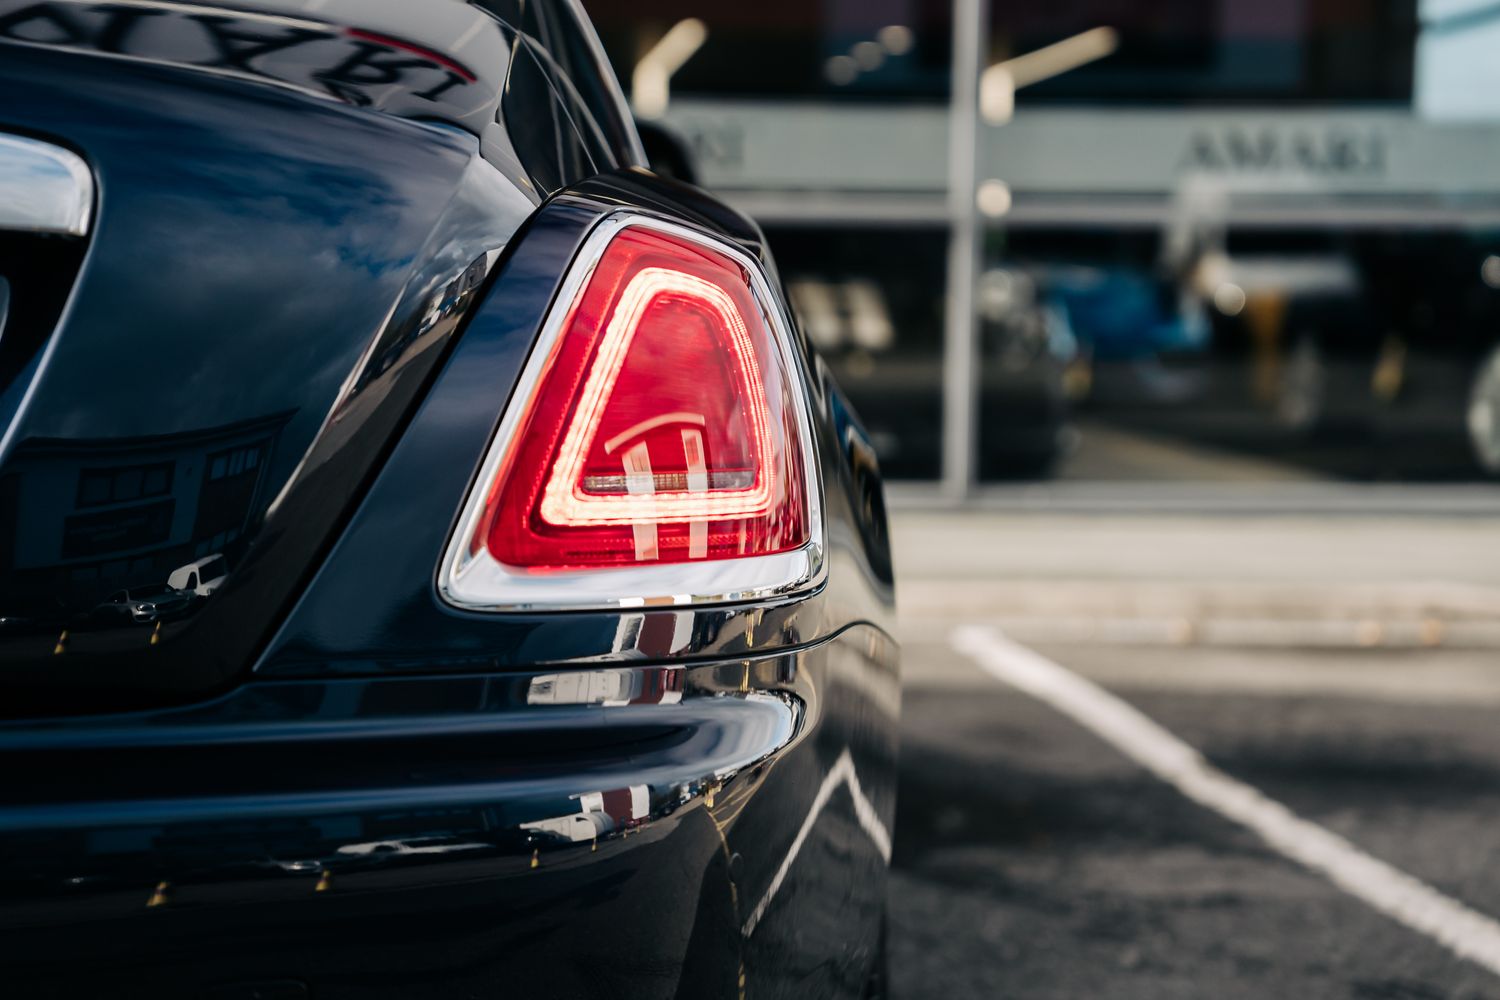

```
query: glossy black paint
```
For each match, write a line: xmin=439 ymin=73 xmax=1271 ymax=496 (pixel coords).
xmin=0 ymin=2 xmax=899 ymax=996
xmin=0 ymin=39 xmax=537 ymax=714
xmin=0 ymin=631 xmax=897 ymax=998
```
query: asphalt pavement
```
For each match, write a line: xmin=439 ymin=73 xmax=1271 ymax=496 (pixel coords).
xmin=886 ymin=505 xmax=1500 ymax=999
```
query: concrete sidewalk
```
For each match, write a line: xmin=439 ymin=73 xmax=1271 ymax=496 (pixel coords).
xmin=892 ymin=509 xmax=1500 ymax=648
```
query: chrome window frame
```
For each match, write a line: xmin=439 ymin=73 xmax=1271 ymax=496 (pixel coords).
xmin=438 ymin=211 xmax=826 ymax=612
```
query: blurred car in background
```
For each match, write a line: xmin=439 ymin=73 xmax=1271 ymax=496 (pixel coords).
xmin=776 ymin=226 xmax=948 ymax=480
xmin=1043 ymin=263 xmax=1210 ymax=404
xmin=975 ymin=266 xmax=1079 ymax=477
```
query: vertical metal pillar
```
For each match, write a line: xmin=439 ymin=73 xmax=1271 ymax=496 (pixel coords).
xmin=941 ymin=0 xmax=988 ymax=500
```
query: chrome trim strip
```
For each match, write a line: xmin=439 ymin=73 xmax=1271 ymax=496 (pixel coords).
xmin=438 ymin=212 xmax=827 ymax=613
xmin=0 ymin=134 xmax=94 ymax=236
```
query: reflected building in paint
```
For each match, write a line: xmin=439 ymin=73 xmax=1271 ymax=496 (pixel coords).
xmin=0 ymin=412 xmax=290 ymax=611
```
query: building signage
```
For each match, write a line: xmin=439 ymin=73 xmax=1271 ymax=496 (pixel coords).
xmin=666 ymin=101 xmax=1500 ymax=226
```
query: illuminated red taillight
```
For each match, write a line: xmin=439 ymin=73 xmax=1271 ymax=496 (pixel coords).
xmin=440 ymin=215 xmax=822 ymax=610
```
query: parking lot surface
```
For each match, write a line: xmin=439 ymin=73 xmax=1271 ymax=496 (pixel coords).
xmin=888 ymin=507 xmax=1500 ymax=999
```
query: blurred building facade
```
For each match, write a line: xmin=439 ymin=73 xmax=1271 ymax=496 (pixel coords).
xmin=583 ymin=0 xmax=1500 ymax=487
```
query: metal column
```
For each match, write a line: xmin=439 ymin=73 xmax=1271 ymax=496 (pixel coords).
xmin=941 ymin=0 xmax=988 ymax=500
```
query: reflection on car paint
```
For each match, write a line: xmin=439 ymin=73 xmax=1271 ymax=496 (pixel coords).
xmin=611 ymin=609 xmax=699 ymax=658
xmin=740 ymin=746 xmax=892 ymax=939
xmin=0 ymin=0 xmax=503 ymax=129
xmin=527 ymin=666 xmax=684 ymax=706
xmin=520 ymin=785 xmax=650 ymax=844
xmin=342 ymin=249 xmax=501 ymax=406
xmin=0 ymin=8 xmax=537 ymax=713
xmin=1 ymin=413 xmax=282 ymax=637
xmin=0 ymin=568 xmax=893 ymax=996
xmin=335 ymin=836 xmax=491 ymax=858
xmin=167 ymin=553 xmax=227 ymax=597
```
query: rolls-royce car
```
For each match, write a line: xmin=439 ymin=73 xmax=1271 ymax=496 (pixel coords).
xmin=0 ymin=1 xmax=898 ymax=996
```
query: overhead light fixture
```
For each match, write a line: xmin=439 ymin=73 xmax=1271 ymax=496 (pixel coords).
xmin=631 ymin=18 xmax=708 ymax=120
xmin=851 ymin=40 xmax=885 ymax=71
xmin=877 ymin=25 xmax=914 ymax=56
xmin=976 ymin=178 xmax=1012 ymax=217
xmin=825 ymin=54 xmax=858 ymax=85
xmin=981 ymin=26 xmax=1118 ymax=123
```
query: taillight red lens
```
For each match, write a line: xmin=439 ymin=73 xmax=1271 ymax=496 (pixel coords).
xmin=474 ymin=224 xmax=810 ymax=571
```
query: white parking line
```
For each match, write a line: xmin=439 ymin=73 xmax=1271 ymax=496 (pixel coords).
xmin=952 ymin=624 xmax=1500 ymax=979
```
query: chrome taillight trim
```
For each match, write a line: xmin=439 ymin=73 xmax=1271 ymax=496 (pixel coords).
xmin=438 ymin=212 xmax=826 ymax=613
xmin=0 ymin=134 xmax=93 ymax=236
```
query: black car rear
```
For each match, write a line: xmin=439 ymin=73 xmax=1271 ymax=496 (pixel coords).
xmin=0 ymin=2 xmax=897 ymax=997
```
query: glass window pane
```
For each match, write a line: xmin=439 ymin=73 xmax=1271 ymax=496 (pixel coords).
xmin=584 ymin=0 xmax=953 ymax=101
xmin=968 ymin=1 xmax=1500 ymax=485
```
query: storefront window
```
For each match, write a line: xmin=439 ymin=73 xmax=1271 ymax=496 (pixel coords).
xmin=584 ymin=0 xmax=1500 ymax=486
